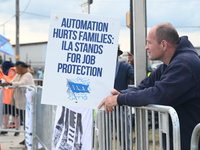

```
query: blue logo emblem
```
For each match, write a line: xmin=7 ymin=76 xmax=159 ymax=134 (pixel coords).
xmin=67 ymin=77 xmax=90 ymax=103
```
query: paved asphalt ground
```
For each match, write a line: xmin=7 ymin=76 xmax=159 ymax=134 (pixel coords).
xmin=0 ymin=131 xmax=26 ymax=150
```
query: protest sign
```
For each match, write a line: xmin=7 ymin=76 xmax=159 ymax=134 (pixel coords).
xmin=52 ymin=106 xmax=93 ymax=150
xmin=41 ymin=10 xmax=120 ymax=109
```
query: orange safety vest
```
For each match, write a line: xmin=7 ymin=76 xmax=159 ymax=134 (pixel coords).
xmin=1 ymin=67 xmax=17 ymax=104
xmin=3 ymin=89 xmax=14 ymax=104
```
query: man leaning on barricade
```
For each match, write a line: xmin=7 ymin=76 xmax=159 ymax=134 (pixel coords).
xmin=98 ymin=23 xmax=200 ymax=150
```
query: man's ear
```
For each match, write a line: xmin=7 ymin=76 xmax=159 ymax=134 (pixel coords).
xmin=161 ymin=40 xmax=167 ymax=51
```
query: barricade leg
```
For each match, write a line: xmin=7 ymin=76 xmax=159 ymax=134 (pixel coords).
xmin=190 ymin=123 xmax=200 ymax=150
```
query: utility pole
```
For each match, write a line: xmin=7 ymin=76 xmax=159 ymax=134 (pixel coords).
xmin=130 ymin=0 xmax=134 ymax=55
xmin=16 ymin=0 xmax=20 ymax=61
xmin=81 ymin=0 xmax=93 ymax=14
xmin=133 ymin=0 xmax=147 ymax=86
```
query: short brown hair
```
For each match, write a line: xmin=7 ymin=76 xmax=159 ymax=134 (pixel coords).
xmin=156 ymin=23 xmax=180 ymax=45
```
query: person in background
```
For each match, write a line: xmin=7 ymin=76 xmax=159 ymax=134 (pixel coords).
xmin=0 ymin=61 xmax=14 ymax=134
xmin=127 ymin=52 xmax=134 ymax=86
xmin=147 ymin=66 xmax=152 ymax=76
xmin=0 ymin=55 xmax=3 ymax=64
xmin=0 ymin=61 xmax=35 ymax=145
xmin=1 ymin=60 xmax=14 ymax=76
xmin=37 ymin=68 xmax=43 ymax=86
xmin=108 ymin=46 xmax=134 ymax=150
xmin=127 ymin=52 xmax=134 ymax=66
xmin=28 ymin=64 xmax=35 ymax=75
xmin=115 ymin=46 xmax=134 ymax=91
xmin=0 ymin=61 xmax=17 ymax=135
xmin=98 ymin=23 xmax=200 ymax=150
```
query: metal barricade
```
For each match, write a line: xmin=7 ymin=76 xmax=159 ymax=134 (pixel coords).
xmin=0 ymin=86 xmax=28 ymax=134
xmin=94 ymin=106 xmax=134 ymax=150
xmin=1 ymin=84 xmax=181 ymax=150
xmin=190 ymin=123 xmax=200 ymax=150
xmin=135 ymin=105 xmax=181 ymax=150
xmin=0 ymin=85 xmax=36 ymax=147
xmin=94 ymin=104 xmax=181 ymax=150
xmin=32 ymin=86 xmax=56 ymax=150
xmin=33 ymin=79 xmax=43 ymax=86
xmin=2 ymin=84 xmax=180 ymax=150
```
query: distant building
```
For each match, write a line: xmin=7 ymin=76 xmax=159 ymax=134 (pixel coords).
xmin=2 ymin=41 xmax=200 ymax=70
xmin=4 ymin=41 xmax=47 ymax=70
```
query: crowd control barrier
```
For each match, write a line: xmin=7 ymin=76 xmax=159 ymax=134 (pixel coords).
xmin=1 ymin=85 xmax=186 ymax=150
xmin=94 ymin=104 xmax=181 ymax=150
xmin=33 ymin=79 xmax=43 ymax=86
xmin=0 ymin=85 xmax=35 ymax=147
xmin=190 ymin=123 xmax=200 ymax=150
xmin=134 ymin=105 xmax=181 ymax=150
xmin=94 ymin=106 xmax=133 ymax=150
xmin=32 ymin=86 xmax=56 ymax=150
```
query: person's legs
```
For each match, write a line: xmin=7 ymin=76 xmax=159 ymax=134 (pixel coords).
xmin=0 ymin=104 xmax=9 ymax=135
xmin=0 ymin=114 xmax=9 ymax=134
xmin=19 ymin=109 xmax=26 ymax=145
xmin=7 ymin=105 xmax=17 ymax=129
xmin=14 ymin=108 xmax=20 ymax=136
xmin=3 ymin=114 xmax=9 ymax=128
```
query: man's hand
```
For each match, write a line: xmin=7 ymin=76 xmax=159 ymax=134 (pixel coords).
xmin=98 ymin=89 xmax=120 ymax=113
xmin=127 ymin=52 xmax=134 ymax=66
xmin=111 ymin=89 xmax=120 ymax=95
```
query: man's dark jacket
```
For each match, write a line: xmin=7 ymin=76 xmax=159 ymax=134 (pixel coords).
xmin=118 ymin=36 xmax=200 ymax=150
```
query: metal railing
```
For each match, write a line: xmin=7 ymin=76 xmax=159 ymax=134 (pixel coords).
xmin=32 ymin=86 xmax=56 ymax=150
xmin=1 ymin=85 xmax=187 ymax=150
xmin=0 ymin=85 xmax=35 ymax=134
xmin=0 ymin=85 xmax=35 ymax=147
xmin=134 ymin=105 xmax=181 ymax=150
xmin=190 ymin=123 xmax=200 ymax=150
xmin=94 ymin=104 xmax=181 ymax=150
xmin=33 ymin=79 xmax=43 ymax=86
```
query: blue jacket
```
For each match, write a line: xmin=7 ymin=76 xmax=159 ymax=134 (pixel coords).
xmin=114 ymin=61 xmax=134 ymax=91
xmin=2 ymin=61 xmax=14 ymax=75
xmin=117 ymin=36 xmax=200 ymax=150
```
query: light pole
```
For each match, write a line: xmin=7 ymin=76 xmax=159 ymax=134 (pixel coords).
xmin=130 ymin=0 xmax=134 ymax=55
xmin=81 ymin=0 xmax=93 ymax=14
xmin=16 ymin=0 xmax=20 ymax=61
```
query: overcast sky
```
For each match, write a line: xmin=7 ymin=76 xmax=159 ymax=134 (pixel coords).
xmin=0 ymin=0 xmax=200 ymax=52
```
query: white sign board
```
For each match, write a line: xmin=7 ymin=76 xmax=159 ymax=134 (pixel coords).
xmin=41 ymin=10 xmax=120 ymax=109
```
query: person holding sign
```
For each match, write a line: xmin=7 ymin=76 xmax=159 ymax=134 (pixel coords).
xmin=115 ymin=46 xmax=134 ymax=150
xmin=103 ymin=46 xmax=134 ymax=150
xmin=98 ymin=23 xmax=200 ymax=150
xmin=114 ymin=46 xmax=134 ymax=91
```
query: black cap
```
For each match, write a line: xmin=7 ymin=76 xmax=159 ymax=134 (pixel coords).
xmin=15 ymin=61 xmax=29 ymax=68
xmin=118 ymin=45 xmax=123 ymax=56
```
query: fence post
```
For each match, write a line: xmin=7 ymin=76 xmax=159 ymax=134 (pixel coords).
xmin=135 ymin=108 xmax=149 ymax=150
xmin=190 ymin=123 xmax=200 ymax=150
xmin=32 ymin=86 xmax=37 ymax=150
